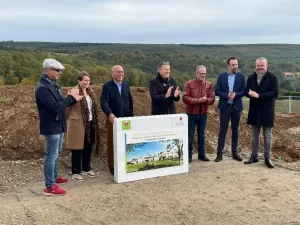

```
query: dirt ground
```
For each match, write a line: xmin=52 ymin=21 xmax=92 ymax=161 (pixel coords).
xmin=1 ymin=156 xmax=300 ymax=225
xmin=1 ymin=85 xmax=300 ymax=161
xmin=1 ymin=85 xmax=300 ymax=224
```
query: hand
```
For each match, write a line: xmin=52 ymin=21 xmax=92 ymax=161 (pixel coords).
xmin=69 ymin=91 xmax=84 ymax=101
xmin=199 ymin=96 xmax=207 ymax=103
xmin=109 ymin=113 xmax=116 ymax=124
xmin=73 ymin=94 xmax=84 ymax=101
xmin=68 ymin=88 xmax=79 ymax=95
xmin=174 ymin=87 xmax=180 ymax=97
xmin=228 ymin=92 xmax=235 ymax=100
xmin=166 ymin=86 xmax=173 ymax=98
xmin=249 ymin=89 xmax=259 ymax=98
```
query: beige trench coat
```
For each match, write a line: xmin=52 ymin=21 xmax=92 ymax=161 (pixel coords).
xmin=66 ymin=96 xmax=85 ymax=150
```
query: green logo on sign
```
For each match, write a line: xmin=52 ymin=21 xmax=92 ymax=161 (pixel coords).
xmin=122 ymin=120 xmax=131 ymax=130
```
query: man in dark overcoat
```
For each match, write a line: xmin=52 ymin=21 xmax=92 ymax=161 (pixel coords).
xmin=244 ymin=57 xmax=278 ymax=168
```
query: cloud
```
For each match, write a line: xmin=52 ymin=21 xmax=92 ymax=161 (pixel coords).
xmin=1 ymin=0 xmax=300 ymax=44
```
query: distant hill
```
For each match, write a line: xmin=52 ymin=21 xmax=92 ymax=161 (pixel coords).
xmin=1 ymin=41 xmax=300 ymax=62
xmin=0 ymin=42 xmax=300 ymax=92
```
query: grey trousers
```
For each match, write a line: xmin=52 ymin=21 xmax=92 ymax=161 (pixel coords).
xmin=251 ymin=126 xmax=272 ymax=158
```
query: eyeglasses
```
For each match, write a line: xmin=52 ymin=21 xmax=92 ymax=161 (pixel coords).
xmin=158 ymin=61 xmax=170 ymax=68
xmin=197 ymin=73 xmax=206 ymax=75
xmin=52 ymin=69 xmax=62 ymax=72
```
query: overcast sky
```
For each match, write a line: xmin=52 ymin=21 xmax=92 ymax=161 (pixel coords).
xmin=1 ymin=0 xmax=299 ymax=44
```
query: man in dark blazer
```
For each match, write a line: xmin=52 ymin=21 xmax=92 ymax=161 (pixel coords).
xmin=149 ymin=62 xmax=180 ymax=115
xmin=244 ymin=57 xmax=278 ymax=168
xmin=100 ymin=65 xmax=133 ymax=175
xmin=215 ymin=57 xmax=246 ymax=162
xmin=35 ymin=58 xmax=83 ymax=196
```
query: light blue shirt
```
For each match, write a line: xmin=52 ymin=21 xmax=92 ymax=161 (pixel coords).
xmin=113 ymin=80 xmax=122 ymax=94
xmin=227 ymin=73 xmax=235 ymax=104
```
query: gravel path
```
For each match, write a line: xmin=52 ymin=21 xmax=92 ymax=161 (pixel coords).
xmin=1 ymin=154 xmax=300 ymax=225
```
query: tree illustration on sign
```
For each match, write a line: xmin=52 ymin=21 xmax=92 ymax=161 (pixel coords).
xmin=166 ymin=139 xmax=183 ymax=165
xmin=126 ymin=143 xmax=146 ymax=153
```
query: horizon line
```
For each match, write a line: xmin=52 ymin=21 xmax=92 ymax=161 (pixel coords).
xmin=1 ymin=40 xmax=299 ymax=45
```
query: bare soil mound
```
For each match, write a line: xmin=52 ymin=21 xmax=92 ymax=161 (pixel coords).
xmin=0 ymin=85 xmax=300 ymax=162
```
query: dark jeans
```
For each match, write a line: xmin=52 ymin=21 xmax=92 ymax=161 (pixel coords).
xmin=72 ymin=123 xmax=95 ymax=174
xmin=106 ymin=118 xmax=114 ymax=169
xmin=188 ymin=114 xmax=207 ymax=159
xmin=216 ymin=105 xmax=241 ymax=156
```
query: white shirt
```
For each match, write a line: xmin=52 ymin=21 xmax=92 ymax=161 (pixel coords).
xmin=86 ymin=95 xmax=93 ymax=121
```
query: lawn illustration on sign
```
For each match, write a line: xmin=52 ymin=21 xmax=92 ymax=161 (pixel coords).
xmin=126 ymin=139 xmax=183 ymax=173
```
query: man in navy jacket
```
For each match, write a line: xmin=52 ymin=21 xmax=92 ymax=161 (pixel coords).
xmin=35 ymin=58 xmax=83 ymax=195
xmin=100 ymin=65 xmax=133 ymax=175
xmin=215 ymin=57 xmax=246 ymax=162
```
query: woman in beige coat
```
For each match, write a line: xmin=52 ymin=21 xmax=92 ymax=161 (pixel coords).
xmin=66 ymin=71 xmax=100 ymax=181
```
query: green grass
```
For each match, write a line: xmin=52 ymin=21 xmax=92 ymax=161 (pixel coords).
xmin=126 ymin=158 xmax=184 ymax=173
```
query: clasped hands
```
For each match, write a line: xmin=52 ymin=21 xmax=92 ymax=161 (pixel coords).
xmin=228 ymin=91 xmax=236 ymax=100
xmin=248 ymin=89 xmax=259 ymax=98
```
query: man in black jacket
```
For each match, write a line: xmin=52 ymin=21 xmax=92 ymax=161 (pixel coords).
xmin=244 ymin=57 xmax=278 ymax=168
xmin=100 ymin=65 xmax=133 ymax=175
xmin=149 ymin=62 xmax=180 ymax=115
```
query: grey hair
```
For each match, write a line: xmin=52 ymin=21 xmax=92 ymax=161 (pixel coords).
xmin=158 ymin=61 xmax=170 ymax=71
xmin=256 ymin=57 xmax=268 ymax=63
xmin=195 ymin=65 xmax=206 ymax=73
xmin=112 ymin=65 xmax=123 ymax=72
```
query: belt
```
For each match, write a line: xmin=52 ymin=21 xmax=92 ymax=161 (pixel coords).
xmin=227 ymin=103 xmax=234 ymax=107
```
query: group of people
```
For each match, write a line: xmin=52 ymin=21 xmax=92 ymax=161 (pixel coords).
xmin=35 ymin=56 xmax=278 ymax=196
xmin=183 ymin=56 xmax=278 ymax=169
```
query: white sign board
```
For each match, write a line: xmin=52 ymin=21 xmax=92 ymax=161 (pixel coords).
xmin=113 ymin=114 xmax=189 ymax=183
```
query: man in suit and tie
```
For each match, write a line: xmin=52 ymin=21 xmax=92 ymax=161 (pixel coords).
xmin=215 ymin=57 xmax=246 ymax=162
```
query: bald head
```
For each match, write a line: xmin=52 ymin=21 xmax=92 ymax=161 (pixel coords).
xmin=112 ymin=65 xmax=124 ymax=83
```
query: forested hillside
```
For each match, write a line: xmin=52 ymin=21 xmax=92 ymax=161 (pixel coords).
xmin=0 ymin=41 xmax=299 ymax=92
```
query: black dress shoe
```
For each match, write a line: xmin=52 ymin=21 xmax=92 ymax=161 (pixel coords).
xmin=244 ymin=157 xmax=259 ymax=164
xmin=198 ymin=155 xmax=210 ymax=161
xmin=265 ymin=158 xmax=274 ymax=168
xmin=109 ymin=168 xmax=114 ymax=175
xmin=215 ymin=156 xmax=222 ymax=162
xmin=233 ymin=154 xmax=243 ymax=161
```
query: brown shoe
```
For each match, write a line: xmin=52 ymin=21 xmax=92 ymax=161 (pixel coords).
xmin=233 ymin=154 xmax=243 ymax=161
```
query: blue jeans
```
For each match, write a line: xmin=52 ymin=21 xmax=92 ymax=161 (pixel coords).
xmin=44 ymin=133 xmax=64 ymax=188
xmin=188 ymin=114 xmax=207 ymax=159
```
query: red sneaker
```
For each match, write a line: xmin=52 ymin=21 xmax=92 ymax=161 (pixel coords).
xmin=43 ymin=184 xmax=66 ymax=196
xmin=56 ymin=176 xmax=68 ymax=184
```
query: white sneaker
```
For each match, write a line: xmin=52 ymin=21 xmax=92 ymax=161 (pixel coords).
xmin=72 ymin=174 xmax=84 ymax=181
xmin=81 ymin=170 xmax=95 ymax=177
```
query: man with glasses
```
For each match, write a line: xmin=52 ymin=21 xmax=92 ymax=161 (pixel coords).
xmin=183 ymin=65 xmax=215 ymax=163
xmin=35 ymin=58 xmax=83 ymax=195
xmin=215 ymin=57 xmax=246 ymax=162
xmin=149 ymin=62 xmax=180 ymax=115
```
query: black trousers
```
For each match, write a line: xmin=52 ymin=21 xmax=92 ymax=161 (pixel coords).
xmin=72 ymin=123 xmax=95 ymax=174
xmin=216 ymin=105 xmax=242 ymax=156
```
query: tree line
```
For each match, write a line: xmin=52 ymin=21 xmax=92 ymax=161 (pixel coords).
xmin=0 ymin=42 xmax=300 ymax=94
